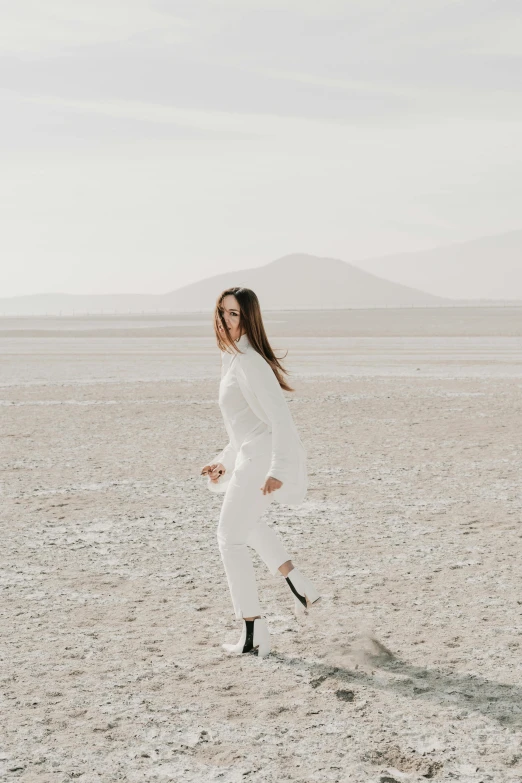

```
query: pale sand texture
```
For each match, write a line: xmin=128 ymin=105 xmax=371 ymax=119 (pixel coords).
xmin=1 ymin=308 xmax=522 ymax=782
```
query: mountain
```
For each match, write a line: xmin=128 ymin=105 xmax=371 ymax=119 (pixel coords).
xmin=0 ymin=254 xmax=446 ymax=315
xmin=161 ymin=253 xmax=446 ymax=311
xmin=0 ymin=254 xmax=445 ymax=315
xmin=351 ymin=230 xmax=522 ymax=300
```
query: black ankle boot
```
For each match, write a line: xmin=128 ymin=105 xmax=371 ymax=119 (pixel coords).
xmin=242 ymin=619 xmax=255 ymax=652
xmin=286 ymin=575 xmax=307 ymax=607
xmin=285 ymin=568 xmax=321 ymax=611
xmin=222 ymin=617 xmax=271 ymax=657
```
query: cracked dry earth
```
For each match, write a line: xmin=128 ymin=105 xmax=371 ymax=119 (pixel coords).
xmin=2 ymin=369 xmax=522 ymax=781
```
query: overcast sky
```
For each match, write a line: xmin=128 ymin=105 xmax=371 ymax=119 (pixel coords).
xmin=1 ymin=0 xmax=521 ymax=297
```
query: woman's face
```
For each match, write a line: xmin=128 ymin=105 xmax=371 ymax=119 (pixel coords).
xmin=218 ymin=294 xmax=241 ymax=341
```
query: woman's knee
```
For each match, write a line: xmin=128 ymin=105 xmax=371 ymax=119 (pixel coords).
xmin=217 ymin=520 xmax=246 ymax=550
xmin=217 ymin=492 xmax=267 ymax=549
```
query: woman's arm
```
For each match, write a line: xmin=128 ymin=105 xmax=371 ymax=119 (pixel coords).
xmin=205 ymin=425 xmax=237 ymax=493
xmin=204 ymin=351 xmax=238 ymax=487
xmin=239 ymin=351 xmax=298 ymax=484
xmin=211 ymin=351 xmax=239 ymax=471
xmin=210 ymin=440 xmax=237 ymax=474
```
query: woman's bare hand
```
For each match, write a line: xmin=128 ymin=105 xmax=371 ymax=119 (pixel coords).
xmin=201 ymin=463 xmax=226 ymax=484
xmin=260 ymin=476 xmax=283 ymax=495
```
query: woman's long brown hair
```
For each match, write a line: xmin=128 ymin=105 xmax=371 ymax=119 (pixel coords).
xmin=213 ymin=287 xmax=294 ymax=392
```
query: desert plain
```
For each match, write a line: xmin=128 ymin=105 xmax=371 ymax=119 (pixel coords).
xmin=1 ymin=307 xmax=522 ymax=783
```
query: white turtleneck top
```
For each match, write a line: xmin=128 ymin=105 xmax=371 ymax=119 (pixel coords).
xmin=207 ymin=331 xmax=308 ymax=506
xmin=218 ymin=333 xmax=269 ymax=457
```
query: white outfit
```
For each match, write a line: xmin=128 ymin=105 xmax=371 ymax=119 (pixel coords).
xmin=206 ymin=332 xmax=308 ymax=619
xmin=207 ymin=333 xmax=308 ymax=505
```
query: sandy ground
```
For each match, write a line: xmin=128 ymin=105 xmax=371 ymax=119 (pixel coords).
xmin=1 ymin=308 xmax=522 ymax=782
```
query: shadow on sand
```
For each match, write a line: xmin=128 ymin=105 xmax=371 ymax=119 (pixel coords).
xmin=271 ymin=637 xmax=521 ymax=730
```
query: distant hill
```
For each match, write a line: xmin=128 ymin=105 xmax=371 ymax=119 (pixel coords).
xmin=0 ymin=253 xmax=447 ymax=315
xmin=161 ymin=253 xmax=446 ymax=310
xmin=352 ymin=230 xmax=522 ymax=300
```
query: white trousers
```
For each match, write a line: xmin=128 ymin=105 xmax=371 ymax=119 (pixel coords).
xmin=217 ymin=447 xmax=292 ymax=619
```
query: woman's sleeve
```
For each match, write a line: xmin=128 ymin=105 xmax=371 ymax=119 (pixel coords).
xmin=209 ymin=439 xmax=237 ymax=473
xmin=241 ymin=352 xmax=297 ymax=484
xmin=206 ymin=350 xmax=238 ymax=489
xmin=205 ymin=439 xmax=237 ymax=494
xmin=208 ymin=394 xmax=237 ymax=474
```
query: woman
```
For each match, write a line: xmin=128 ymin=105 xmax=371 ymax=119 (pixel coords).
xmin=201 ymin=286 xmax=321 ymax=659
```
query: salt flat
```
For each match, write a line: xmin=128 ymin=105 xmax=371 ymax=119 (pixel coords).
xmin=1 ymin=308 xmax=522 ymax=782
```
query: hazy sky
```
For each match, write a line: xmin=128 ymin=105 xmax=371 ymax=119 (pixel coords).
xmin=1 ymin=0 xmax=521 ymax=296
